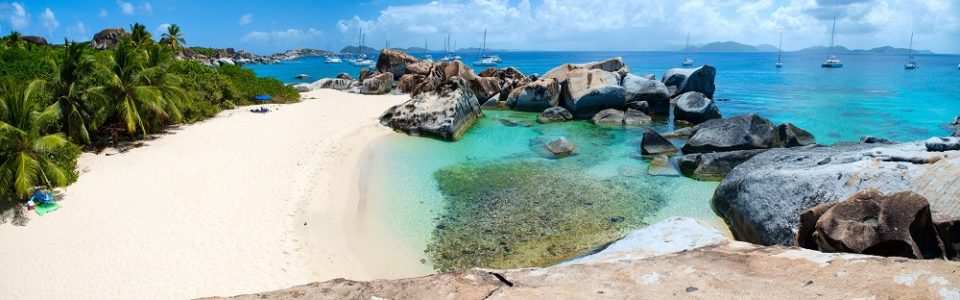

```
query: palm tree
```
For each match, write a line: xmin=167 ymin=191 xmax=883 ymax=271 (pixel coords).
xmin=49 ymin=40 xmax=98 ymax=144
xmin=128 ymin=23 xmax=153 ymax=49
xmin=88 ymin=40 xmax=178 ymax=137
xmin=143 ymin=43 xmax=186 ymax=126
xmin=0 ymin=79 xmax=70 ymax=206
xmin=160 ymin=24 xmax=186 ymax=51
xmin=3 ymin=31 xmax=26 ymax=49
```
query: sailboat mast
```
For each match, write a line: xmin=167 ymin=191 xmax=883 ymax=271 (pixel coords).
xmin=356 ymin=29 xmax=362 ymax=59
xmin=777 ymin=33 xmax=782 ymax=63
xmin=482 ymin=29 xmax=487 ymax=57
xmin=829 ymin=16 xmax=836 ymax=55
xmin=684 ymin=32 xmax=690 ymax=59
xmin=907 ymin=32 xmax=914 ymax=63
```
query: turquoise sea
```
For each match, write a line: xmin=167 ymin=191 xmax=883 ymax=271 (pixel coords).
xmin=248 ymin=51 xmax=960 ymax=272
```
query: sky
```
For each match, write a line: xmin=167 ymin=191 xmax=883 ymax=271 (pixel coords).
xmin=0 ymin=0 xmax=958 ymax=55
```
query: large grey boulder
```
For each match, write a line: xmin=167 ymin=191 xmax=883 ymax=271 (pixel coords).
xmin=590 ymin=108 xmax=625 ymax=126
xmin=361 ymin=72 xmax=394 ymax=95
xmin=506 ymin=78 xmax=561 ymax=112
xmin=538 ymin=107 xmax=573 ymax=123
xmin=378 ymin=77 xmax=483 ymax=140
xmin=925 ymin=137 xmax=960 ymax=152
xmin=662 ymin=65 xmax=716 ymax=98
xmin=623 ymin=108 xmax=651 ymax=126
xmin=544 ymin=137 xmax=576 ymax=158
xmin=622 ymin=74 xmax=670 ymax=115
xmin=92 ymin=28 xmax=127 ymax=50
xmin=673 ymin=92 xmax=721 ymax=125
xmin=375 ymin=49 xmax=420 ymax=80
xmin=681 ymin=114 xmax=780 ymax=153
xmin=678 ymin=149 xmax=768 ymax=181
xmin=640 ymin=129 xmax=677 ymax=155
xmin=954 ymin=128 xmax=960 ymax=137
xmin=779 ymin=123 xmax=817 ymax=148
xmin=562 ymin=69 xmax=626 ymax=118
xmin=468 ymin=77 xmax=501 ymax=102
xmin=713 ymin=142 xmax=960 ymax=246
xmin=543 ymin=57 xmax=625 ymax=83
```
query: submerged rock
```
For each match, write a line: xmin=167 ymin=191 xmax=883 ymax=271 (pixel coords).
xmin=797 ymin=189 xmax=950 ymax=260
xmin=713 ymin=142 xmax=960 ymax=246
xmin=622 ymin=74 xmax=671 ymax=115
xmin=648 ymin=155 xmax=680 ymax=177
xmin=545 ymin=137 xmax=576 ymax=157
xmin=591 ymin=108 xmax=625 ymax=126
xmin=673 ymin=92 xmax=721 ymax=125
xmin=678 ymin=149 xmax=768 ymax=181
xmin=506 ymin=78 xmax=561 ymax=112
xmin=640 ymin=129 xmax=678 ymax=155
xmin=375 ymin=49 xmax=420 ymax=79
xmin=378 ymin=77 xmax=482 ymax=140
xmin=538 ymin=106 xmax=573 ymax=123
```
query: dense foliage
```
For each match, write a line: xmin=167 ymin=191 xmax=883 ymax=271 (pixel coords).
xmin=0 ymin=25 xmax=299 ymax=210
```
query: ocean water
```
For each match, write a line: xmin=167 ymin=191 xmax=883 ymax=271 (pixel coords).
xmin=249 ymin=51 xmax=960 ymax=272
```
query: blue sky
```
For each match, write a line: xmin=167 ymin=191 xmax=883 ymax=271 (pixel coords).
xmin=1 ymin=0 xmax=958 ymax=54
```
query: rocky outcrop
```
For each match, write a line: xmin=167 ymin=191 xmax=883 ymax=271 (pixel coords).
xmin=681 ymin=114 xmax=781 ymax=153
xmin=397 ymin=74 xmax=421 ymax=94
xmin=506 ymin=78 xmax=561 ymax=112
xmin=954 ymin=128 xmax=960 ymax=137
xmin=640 ymin=129 xmax=677 ymax=156
xmin=468 ymin=77 xmax=501 ymax=102
xmin=537 ymin=106 xmax=573 ymax=124
xmin=678 ymin=149 xmax=768 ymax=181
xmin=335 ymin=73 xmax=354 ymax=80
xmin=925 ymin=137 xmax=960 ymax=152
xmin=379 ymin=77 xmax=483 ymax=140
xmin=797 ymin=189 xmax=953 ymax=260
xmin=21 ymin=36 xmax=47 ymax=46
xmin=92 ymin=28 xmax=127 ymax=50
xmin=590 ymin=108 xmax=625 ymax=126
xmin=673 ymin=92 xmax=721 ymax=124
xmin=622 ymin=74 xmax=670 ymax=115
xmin=358 ymin=69 xmax=376 ymax=81
xmin=375 ymin=49 xmax=420 ymax=80
xmin=215 ymin=217 xmax=960 ymax=300
xmin=779 ymin=123 xmax=816 ymax=147
xmin=293 ymin=78 xmax=355 ymax=91
xmin=562 ymin=69 xmax=625 ymax=118
xmin=713 ymin=142 xmax=960 ymax=246
xmin=661 ymin=65 xmax=716 ymax=98
xmin=623 ymin=108 xmax=651 ymax=126
xmin=361 ymin=72 xmax=394 ymax=95
xmin=543 ymin=57 xmax=625 ymax=83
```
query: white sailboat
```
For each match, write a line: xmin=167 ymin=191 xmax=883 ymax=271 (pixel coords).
xmin=775 ymin=33 xmax=783 ymax=68
xmin=440 ymin=33 xmax=461 ymax=62
xmin=325 ymin=44 xmax=342 ymax=64
xmin=821 ymin=17 xmax=843 ymax=68
xmin=473 ymin=29 xmax=498 ymax=67
xmin=904 ymin=32 xmax=917 ymax=70
xmin=422 ymin=39 xmax=433 ymax=62
xmin=348 ymin=30 xmax=373 ymax=67
xmin=681 ymin=33 xmax=693 ymax=66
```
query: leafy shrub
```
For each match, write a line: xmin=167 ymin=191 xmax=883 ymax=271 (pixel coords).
xmin=167 ymin=60 xmax=238 ymax=121
xmin=217 ymin=65 xmax=299 ymax=104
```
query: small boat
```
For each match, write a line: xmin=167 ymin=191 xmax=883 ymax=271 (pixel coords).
xmin=681 ymin=32 xmax=693 ymax=66
xmin=440 ymin=35 xmax=462 ymax=62
xmin=324 ymin=56 xmax=342 ymax=64
xmin=821 ymin=17 xmax=843 ymax=68
xmin=347 ymin=30 xmax=374 ymax=67
xmin=472 ymin=29 xmax=498 ymax=67
xmin=775 ymin=33 xmax=783 ymax=68
xmin=422 ymin=39 xmax=433 ymax=62
xmin=295 ymin=74 xmax=310 ymax=79
xmin=904 ymin=32 xmax=918 ymax=70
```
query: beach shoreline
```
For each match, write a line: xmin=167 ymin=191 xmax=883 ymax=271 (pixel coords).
xmin=0 ymin=89 xmax=412 ymax=299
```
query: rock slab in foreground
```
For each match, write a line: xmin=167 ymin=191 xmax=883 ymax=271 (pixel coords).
xmin=713 ymin=142 xmax=960 ymax=246
xmin=212 ymin=217 xmax=960 ymax=300
xmin=379 ymin=77 xmax=483 ymax=140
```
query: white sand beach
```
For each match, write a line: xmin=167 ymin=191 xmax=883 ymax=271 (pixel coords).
xmin=0 ymin=89 xmax=415 ymax=299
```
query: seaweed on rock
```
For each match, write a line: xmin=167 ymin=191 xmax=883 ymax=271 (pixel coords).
xmin=426 ymin=160 xmax=665 ymax=271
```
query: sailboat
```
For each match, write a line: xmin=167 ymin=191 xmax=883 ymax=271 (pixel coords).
xmin=422 ymin=39 xmax=433 ymax=62
xmin=324 ymin=44 xmax=342 ymax=64
xmin=775 ymin=33 xmax=783 ymax=68
xmin=473 ymin=29 xmax=498 ymax=67
xmin=821 ymin=17 xmax=843 ymax=68
xmin=440 ymin=33 xmax=462 ymax=62
xmin=904 ymin=32 xmax=917 ymax=70
xmin=681 ymin=33 xmax=693 ymax=66
xmin=348 ymin=30 xmax=373 ymax=67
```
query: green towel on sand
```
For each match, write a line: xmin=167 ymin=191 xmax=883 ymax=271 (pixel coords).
xmin=35 ymin=202 xmax=60 ymax=216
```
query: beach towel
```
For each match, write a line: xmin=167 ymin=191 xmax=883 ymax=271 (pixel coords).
xmin=35 ymin=202 xmax=61 ymax=216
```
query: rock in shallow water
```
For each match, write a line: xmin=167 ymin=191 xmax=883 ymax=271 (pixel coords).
xmin=662 ymin=65 xmax=716 ymax=98
xmin=506 ymin=78 xmax=561 ymax=112
xmin=591 ymin=108 xmax=625 ymax=126
xmin=562 ymin=69 xmax=626 ymax=118
xmin=538 ymin=106 xmax=573 ymax=123
xmin=378 ymin=77 xmax=482 ymax=141
xmin=681 ymin=114 xmax=780 ymax=153
xmin=623 ymin=108 xmax=651 ymax=126
xmin=647 ymin=155 xmax=680 ymax=177
xmin=713 ymin=142 xmax=960 ymax=246
xmin=673 ymin=92 xmax=721 ymax=125
xmin=622 ymin=74 xmax=670 ymax=115
xmin=678 ymin=149 xmax=768 ymax=181
xmin=640 ymin=129 xmax=677 ymax=155
xmin=544 ymin=137 xmax=576 ymax=157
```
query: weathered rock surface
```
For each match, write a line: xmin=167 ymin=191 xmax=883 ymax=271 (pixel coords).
xmin=778 ymin=123 xmax=816 ymax=147
xmin=506 ymin=78 xmax=561 ymax=112
xmin=662 ymin=65 xmax=717 ymax=98
xmin=375 ymin=49 xmax=420 ymax=80
xmin=537 ymin=106 xmax=573 ymax=124
xmin=797 ymin=189 xmax=951 ymax=260
xmin=295 ymin=78 xmax=354 ymax=91
xmin=640 ymin=129 xmax=677 ymax=155
xmin=590 ymin=109 xmax=625 ymax=126
xmin=623 ymin=108 xmax=651 ymax=126
xmin=925 ymin=137 xmax=960 ymax=152
xmin=678 ymin=149 xmax=768 ymax=181
xmin=335 ymin=73 xmax=354 ymax=80
xmin=360 ymin=72 xmax=394 ymax=95
xmin=713 ymin=142 xmax=960 ymax=246
xmin=92 ymin=28 xmax=127 ymax=50
xmin=954 ymin=128 xmax=960 ymax=137
xmin=544 ymin=137 xmax=575 ymax=157
xmin=543 ymin=57 xmax=625 ymax=83
xmin=214 ymin=217 xmax=960 ymax=300
xmin=22 ymin=36 xmax=48 ymax=46
xmin=469 ymin=77 xmax=502 ymax=102
xmin=562 ymin=69 xmax=625 ymax=118
xmin=379 ymin=77 xmax=482 ymax=140
xmin=681 ymin=114 xmax=780 ymax=153
xmin=673 ymin=92 xmax=721 ymax=125
xmin=861 ymin=136 xmax=894 ymax=144
xmin=625 ymin=101 xmax=649 ymax=114
xmin=622 ymin=74 xmax=671 ymax=115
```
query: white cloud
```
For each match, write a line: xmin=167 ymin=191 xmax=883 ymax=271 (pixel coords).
xmin=156 ymin=23 xmax=169 ymax=33
xmin=67 ymin=20 xmax=87 ymax=40
xmin=140 ymin=2 xmax=152 ymax=14
xmin=99 ymin=8 xmax=108 ymax=18
xmin=241 ymin=28 xmax=324 ymax=51
xmin=238 ymin=13 xmax=252 ymax=25
xmin=40 ymin=8 xmax=58 ymax=34
xmin=1 ymin=2 xmax=30 ymax=30
xmin=333 ymin=0 xmax=960 ymax=53
xmin=116 ymin=0 xmax=134 ymax=15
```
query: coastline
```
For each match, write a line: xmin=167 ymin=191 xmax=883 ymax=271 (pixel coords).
xmin=0 ymin=89 xmax=409 ymax=299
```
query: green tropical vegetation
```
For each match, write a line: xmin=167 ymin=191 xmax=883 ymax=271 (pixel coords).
xmin=0 ymin=25 xmax=299 ymax=215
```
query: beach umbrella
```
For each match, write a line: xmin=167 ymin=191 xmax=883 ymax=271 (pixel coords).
xmin=254 ymin=95 xmax=272 ymax=102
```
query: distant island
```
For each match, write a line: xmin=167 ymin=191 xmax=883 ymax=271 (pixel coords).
xmin=679 ymin=41 xmax=935 ymax=54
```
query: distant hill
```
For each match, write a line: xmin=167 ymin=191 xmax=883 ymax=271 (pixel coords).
xmin=681 ymin=41 xmax=778 ymax=52
xmin=755 ymin=44 xmax=780 ymax=52
xmin=796 ymin=45 xmax=933 ymax=54
xmin=339 ymin=45 xmax=379 ymax=55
